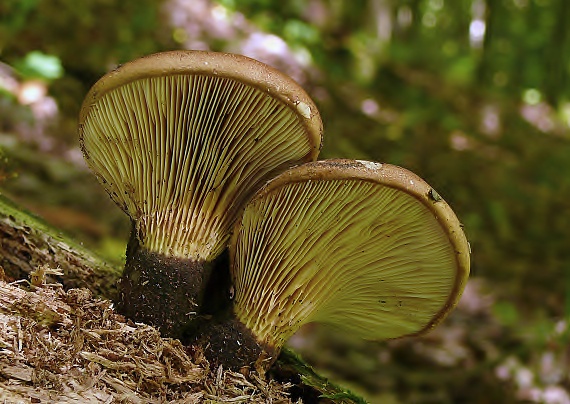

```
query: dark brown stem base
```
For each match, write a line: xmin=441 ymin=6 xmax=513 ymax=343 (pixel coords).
xmin=117 ymin=248 xmax=206 ymax=338
xmin=117 ymin=231 xmax=231 ymax=340
xmin=193 ymin=314 xmax=278 ymax=372
xmin=117 ymin=229 xmax=271 ymax=371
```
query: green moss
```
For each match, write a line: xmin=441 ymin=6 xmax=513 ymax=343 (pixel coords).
xmin=274 ymin=349 xmax=368 ymax=403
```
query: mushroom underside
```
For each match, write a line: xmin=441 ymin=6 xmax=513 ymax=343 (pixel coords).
xmin=81 ymin=73 xmax=316 ymax=261
xmin=79 ymin=51 xmax=324 ymax=338
xmin=228 ymin=161 xmax=469 ymax=356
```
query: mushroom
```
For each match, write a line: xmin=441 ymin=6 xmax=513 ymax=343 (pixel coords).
xmin=78 ymin=51 xmax=322 ymax=337
xmin=198 ymin=159 xmax=470 ymax=370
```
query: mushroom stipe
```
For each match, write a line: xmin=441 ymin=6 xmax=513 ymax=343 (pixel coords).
xmin=192 ymin=315 xmax=277 ymax=372
xmin=80 ymin=51 xmax=469 ymax=374
xmin=118 ymin=231 xmax=232 ymax=338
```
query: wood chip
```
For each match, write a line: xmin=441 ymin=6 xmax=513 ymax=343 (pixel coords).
xmin=1 ymin=364 xmax=33 ymax=381
xmin=0 ymin=280 xmax=298 ymax=402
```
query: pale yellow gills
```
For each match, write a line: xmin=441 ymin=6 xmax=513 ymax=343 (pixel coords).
xmin=230 ymin=159 xmax=470 ymax=349
xmin=79 ymin=51 xmax=322 ymax=261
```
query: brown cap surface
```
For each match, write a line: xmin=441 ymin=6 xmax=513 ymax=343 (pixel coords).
xmin=230 ymin=159 xmax=470 ymax=349
xmin=79 ymin=51 xmax=323 ymax=260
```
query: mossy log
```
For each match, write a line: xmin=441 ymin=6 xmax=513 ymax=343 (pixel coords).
xmin=0 ymin=193 xmax=365 ymax=403
xmin=0 ymin=193 xmax=121 ymax=299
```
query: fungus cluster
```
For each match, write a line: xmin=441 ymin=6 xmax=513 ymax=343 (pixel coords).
xmin=79 ymin=51 xmax=321 ymax=337
xmin=80 ymin=51 xmax=470 ymax=372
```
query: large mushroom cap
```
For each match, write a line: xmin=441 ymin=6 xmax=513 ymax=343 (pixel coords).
xmin=230 ymin=159 xmax=470 ymax=349
xmin=79 ymin=50 xmax=322 ymax=261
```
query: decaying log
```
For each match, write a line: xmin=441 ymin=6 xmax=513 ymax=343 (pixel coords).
xmin=0 ymin=194 xmax=120 ymax=299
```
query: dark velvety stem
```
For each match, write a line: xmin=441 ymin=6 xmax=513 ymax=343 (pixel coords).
xmin=193 ymin=313 xmax=279 ymax=372
xmin=117 ymin=226 xmax=272 ymax=370
xmin=117 ymin=229 xmax=228 ymax=339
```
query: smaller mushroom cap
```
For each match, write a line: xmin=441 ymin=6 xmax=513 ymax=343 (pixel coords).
xmin=79 ymin=50 xmax=322 ymax=261
xmin=230 ymin=159 xmax=470 ymax=349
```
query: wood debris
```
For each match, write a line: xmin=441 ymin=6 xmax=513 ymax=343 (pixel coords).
xmin=0 ymin=280 xmax=297 ymax=403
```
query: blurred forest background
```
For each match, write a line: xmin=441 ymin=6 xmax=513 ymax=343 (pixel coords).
xmin=1 ymin=0 xmax=569 ymax=402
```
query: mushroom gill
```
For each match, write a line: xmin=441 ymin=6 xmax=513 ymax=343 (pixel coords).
xmin=80 ymin=57 xmax=321 ymax=261
xmin=229 ymin=159 xmax=470 ymax=356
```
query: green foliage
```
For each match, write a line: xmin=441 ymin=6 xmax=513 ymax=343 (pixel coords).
xmin=0 ymin=0 xmax=171 ymax=70
xmin=0 ymin=0 xmax=40 ymax=51
xmin=493 ymin=301 xmax=520 ymax=327
xmin=14 ymin=51 xmax=63 ymax=80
